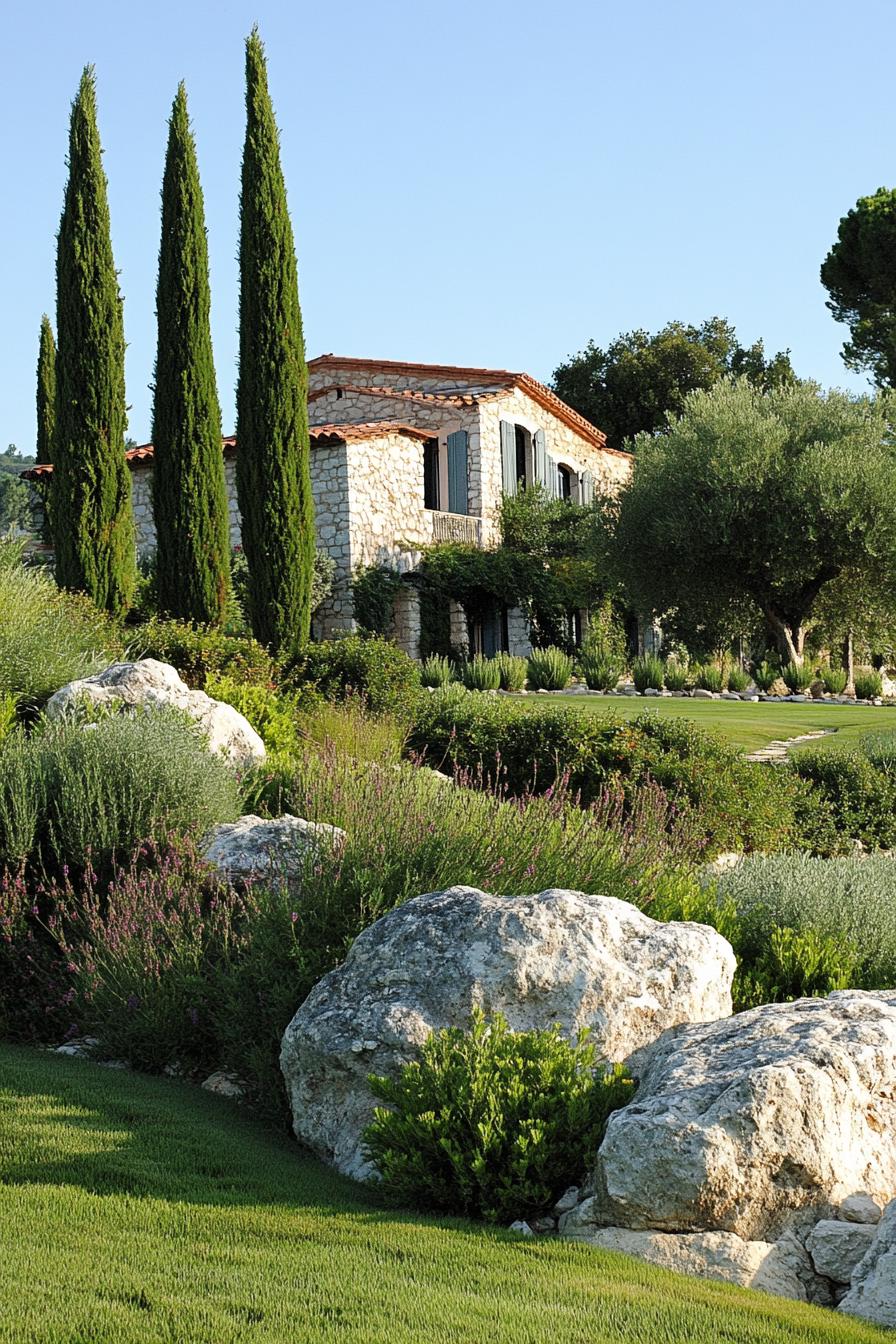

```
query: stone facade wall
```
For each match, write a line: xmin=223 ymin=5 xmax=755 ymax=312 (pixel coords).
xmin=130 ymin=459 xmax=242 ymax=559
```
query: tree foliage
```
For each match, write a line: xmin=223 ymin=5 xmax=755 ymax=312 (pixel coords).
xmin=236 ymin=28 xmax=314 ymax=654
xmin=36 ymin=316 xmax=55 ymax=466
xmin=552 ymin=317 xmax=795 ymax=449
xmin=602 ymin=379 xmax=896 ymax=663
xmin=821 ymin=187 xmax=896 ymax=387
xmin=152 ymin=83 xmax=230 ymax=625
xmin=52 ymin=67 xmax=135 ymax=616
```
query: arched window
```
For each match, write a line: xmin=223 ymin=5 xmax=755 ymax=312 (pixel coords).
xmin=557 ymin=463 xmax=575 ymax=501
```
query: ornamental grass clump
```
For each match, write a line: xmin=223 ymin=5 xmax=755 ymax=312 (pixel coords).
xmin=694 ymin=664 xmax=724 ymax=693
xmin=726 ymin=666 xmax=750 ymax=693
xmin=820 ymin=664 xmax=849 ymax=695
xmin=494 ymin=652 xmax=527 ymax=692
xmin=363 ymin=1008 xmax=633 ymax=1223
xmin=527 ymin=646 xmax=572 ymax=691
xmin=855 ymin=669 xmax=884 ymax=701
xmin=662 ymin=658 xmax=688 ymax=692
xmin=420 ymin=655 xmax=453 ymax=688
xmin=752 ymin=660 xmax=779 ymax=693
xmin=578 ymin=651 xmax=622 ymax=692
xmin=782 ymin=661 xmax=814 ymax=693
xmin=460 ymin=655 xmax=501 ymax=692
xmin=631 ymin=654 xmax=664 ymax=693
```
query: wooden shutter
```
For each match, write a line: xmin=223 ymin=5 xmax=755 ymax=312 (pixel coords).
xmin=580 ymin=468 xmax=595 ymax=504
xmin=500 ymin=421 xmax=517 ymax=497
xmin=534 ymin=429 xmax=548 ymax=490
xmin=447 ymin=430 xmax=468 ymax=515
xmin=547 ymin=454 xmax=559 ymax=497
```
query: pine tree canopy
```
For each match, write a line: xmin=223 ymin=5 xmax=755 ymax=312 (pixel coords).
xmin=235 ymin=27 xmax=315 ymax=653
xmin=53 ymin=65 xmax=135 ymax=615
xmin=152 ymin=81 xmax=230 ymax=625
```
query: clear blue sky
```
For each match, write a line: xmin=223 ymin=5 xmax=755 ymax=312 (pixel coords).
xmin=3 ymin=0 xmax=892 ymax=453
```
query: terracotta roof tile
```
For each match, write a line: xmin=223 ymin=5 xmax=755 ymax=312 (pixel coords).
xmin=20 ymin=423 xmax=432 ymax=481
xmin=308 ymin=355 xmax=630 ymax=458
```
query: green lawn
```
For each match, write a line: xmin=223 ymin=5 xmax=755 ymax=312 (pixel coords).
xmin=0 ymin=1047 xmax=886 ymax=1343
xmin=521 ymin=694 xmax=896 ymax=754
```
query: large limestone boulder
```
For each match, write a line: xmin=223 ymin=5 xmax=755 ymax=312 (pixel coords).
xmin=590 ymin=991 xmax=896 ymax=1242
xmin=202 ymin=814 xmax=346 ymax=889
xmin=46 ymin=659 xmax=265 ymax=767
xmin=805 ymin=1219 xmax=877 ymax=1284
xmin=280 ymin=886 xmax=735 ymax=1179
xmin=839 ymin=1198 xmax=896 ymax=1329
xmin=557 ymin=1222 xmax=819 ymax=1302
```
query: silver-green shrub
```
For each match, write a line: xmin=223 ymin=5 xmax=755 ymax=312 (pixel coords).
xmin=0 ymin=709 xmax=240 ymax=870
xmin=707 ymin=852 xmax=896 ymax=991
xmin=0 ymin=561 xmax=118 ymax=707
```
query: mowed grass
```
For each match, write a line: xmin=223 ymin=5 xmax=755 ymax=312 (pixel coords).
xmin=521 ymin=693 xmax=894 ymax=753
xmin=0 ymin=1048 xmax=887 ymax=1344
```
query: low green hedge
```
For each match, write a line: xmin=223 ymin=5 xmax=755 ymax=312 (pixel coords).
xmin=289 ymin=635 xmax=422 ymax=717
xmin=409 ymin=695 xmax=800 ymax=855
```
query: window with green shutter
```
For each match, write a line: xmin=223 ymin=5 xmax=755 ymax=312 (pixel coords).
xmin=447 ymin=429 xmax=468 ymax=515
xmin=580 ymin=468 xmax=595 ymax=504
xmin=500 ymin=420 xmax=517 ymax=497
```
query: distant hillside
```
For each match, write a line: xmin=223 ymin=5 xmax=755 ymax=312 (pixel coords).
xmin=0 ymin=451 xmax=35 ymax=477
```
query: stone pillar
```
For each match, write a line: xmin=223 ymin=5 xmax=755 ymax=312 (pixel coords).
xmin=391 ymin=584 xmax=421 ymax=660
xmin=449 ymin=599 xmax=469 ymax=656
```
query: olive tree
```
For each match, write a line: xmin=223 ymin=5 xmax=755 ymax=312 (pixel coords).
xmin=603 ymin=379 xmax=896 ymax=664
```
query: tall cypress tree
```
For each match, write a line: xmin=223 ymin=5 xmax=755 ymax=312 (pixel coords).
xmin=35 ymin=314 xmax=56 ymax=541
xmin=152 ymin=82 xmax=230 ymax=624
xmin=53 ymin=66 xmax=135 ymax=614
xmin=236 ymin=28 xmax=314 ymax=652
xmin=36 ymin=315 xmax=56 ymax=465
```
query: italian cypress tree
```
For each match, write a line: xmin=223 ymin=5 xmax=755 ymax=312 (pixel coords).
xmin=53 ymin=66 xmax=135 ymax=614
xmin=36 ymin=315 xmax=56 ymax=465
xmin=35 ymin=314 xmax=56 ymax=541
xmin=152 ymin=82 xmax=230 ymax=624
xmin=236 ymin=28 xmax=315 ymax=652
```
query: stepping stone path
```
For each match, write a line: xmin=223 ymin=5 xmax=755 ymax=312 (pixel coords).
xmin=745 ymin=729 xmax=836 ymax=763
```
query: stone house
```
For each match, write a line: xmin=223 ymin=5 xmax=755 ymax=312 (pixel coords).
xmin=23 ymin=356 xmax=631 ymax=657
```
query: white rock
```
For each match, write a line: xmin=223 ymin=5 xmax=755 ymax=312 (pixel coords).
xmin=692 ymin=688 xmax=714 ymax=699
xmin=54 ymin=1036 xmax=100 ymax=1057
xmin=839 ymin=1194 xmax=882 ymax=1225
xmin=201 ymin=1071 xmax=245 ymax=1100
xmin=806 ymin=1219 xmax=877 ymax=1282
xmin=553 ymin=1187 xmax=581 ymax=1216
xmin=281 ymin=886 xmax=735 ymax=1179
xmin=839 ymin=1199 xmax=896 ymax=1329
xmin=46 ymin=659 xmax=265 ymax=767
xmin=201 ymin=814 xmax=346 ymax=889
xmin=557 ymin=1218 xmax=814 ymax=1301
xmin=509 ymin=1220 xmax=534 ymax=1236
xmin=592 ymin=991 xmax=896 ymax=1242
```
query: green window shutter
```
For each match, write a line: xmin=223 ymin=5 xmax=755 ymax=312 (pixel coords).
xmin=500 ymin=420 xmax=516 ymax=497
xmin=580 ymin=468 xmax=595 ymax=504
xmin=534 ymin=429 xmax=548 ymax=489
xmin=447 ymin=429 xmax=468 ymax=514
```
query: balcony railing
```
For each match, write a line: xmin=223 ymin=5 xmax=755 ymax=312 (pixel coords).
xmin=427 ymin=510 xmax=482 ymax=546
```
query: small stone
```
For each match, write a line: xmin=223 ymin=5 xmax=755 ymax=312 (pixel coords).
xmin=553 ymin=1187 xmax=581 ymax=1216
xmin=509 ymin=1220 xmax=534 ymax=1236
xmin=839 ymin=1194 xmax=882 ymax=1225
xmin=530 ymin=1216 xmax=556 ymax=1234
xmin=201 ymin=1071 xmax=245 ymax=1100
xmin=692 ymin=689 xmax=714 ymax=700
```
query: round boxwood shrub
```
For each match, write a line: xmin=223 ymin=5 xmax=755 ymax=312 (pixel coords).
xmin=363 ymin=1008 xmax=633 ymax=1223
